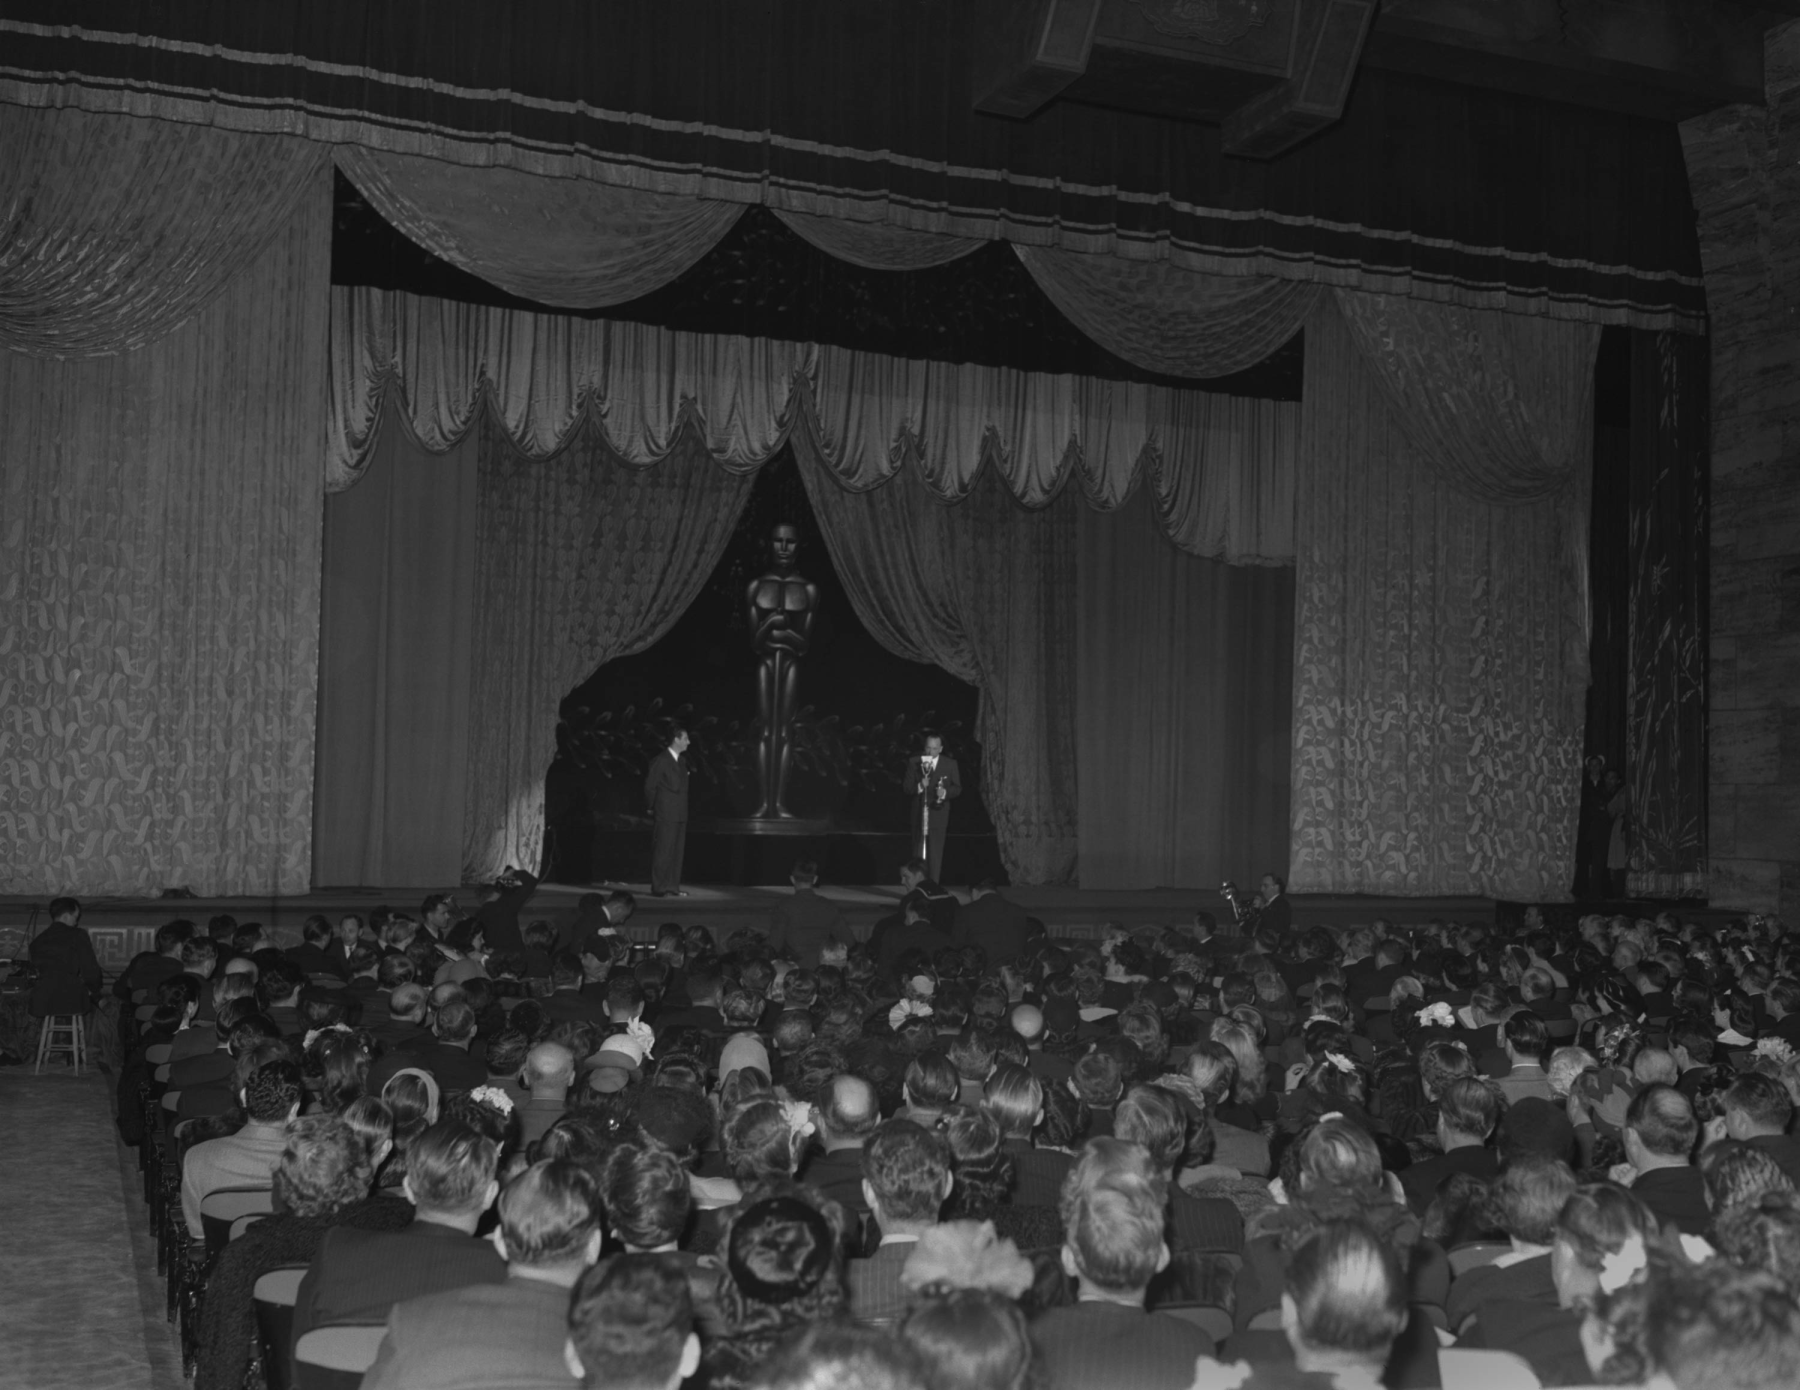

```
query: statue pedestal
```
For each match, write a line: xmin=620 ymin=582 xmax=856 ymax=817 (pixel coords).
xmin=698 ymin=816 xmax=835 ymax=837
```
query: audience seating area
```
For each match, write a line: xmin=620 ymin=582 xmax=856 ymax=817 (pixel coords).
xmin=20 ymin=887 xmax=1800 ymax=1390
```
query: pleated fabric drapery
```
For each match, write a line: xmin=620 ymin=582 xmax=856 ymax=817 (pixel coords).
xmin=0 ymin=159 xmax=332 ymax=897
xmin=464 ymin=418 xmax=757 ymax=882
xmin=0 ymin=104 xmax=328 ymax=357
xmin=314 ymin=419 xmax=480 ymax=889
xmin=793 ymin=436 xmax=1079 ymax=886
xmin=1075 ymin=490 xmax=1295 ymax=890
xmin=1289 ymin=298 xmax=1591 ymax=900
xmin=329 ymin=286 xmax=1298 ymax=563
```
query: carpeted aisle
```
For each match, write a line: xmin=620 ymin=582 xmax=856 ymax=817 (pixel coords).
xmin=0 ymin=1067 xmax=184 ymax=1390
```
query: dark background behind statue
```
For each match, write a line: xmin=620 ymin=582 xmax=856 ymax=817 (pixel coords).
xmin=543 ymin=449 xmax=997 ymax=883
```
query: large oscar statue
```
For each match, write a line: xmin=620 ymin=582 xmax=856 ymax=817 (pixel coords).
xmin=745 ymin=522 xmax=819 ymax=819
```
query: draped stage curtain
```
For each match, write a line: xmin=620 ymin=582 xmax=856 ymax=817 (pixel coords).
xmin=0 ymin=106 xmax=331 ymax=896
xmin=326 ymin=287 xmax=1296 ymax=883
xmin=793 ymin=438 xmax=1079 ymax=886
xmin=314 ymin=417 xmax=479 ymax=888
xmin=1289 ymin=295 xmax=1597 ymax=899
xmin=1076 ymin=490 xmax=1295 ymax=891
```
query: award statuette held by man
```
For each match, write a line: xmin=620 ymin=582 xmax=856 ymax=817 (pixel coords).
xmin=902 ymin=733 xmax=961 ymax=883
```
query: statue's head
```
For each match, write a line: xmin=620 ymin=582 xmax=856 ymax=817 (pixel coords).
xmin=770 ymin=522 xmax=799 ymax=571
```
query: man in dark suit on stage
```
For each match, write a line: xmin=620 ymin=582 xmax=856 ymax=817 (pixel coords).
xmin=957 ymin=879 xmax=1030 ymax=966
xmin=292 ymin=1119 xmax=505 ymax=1348
xmin=902 ymin=733 xmax=961 ymax=883
xmin=768 ymin=858 xmax=846 ymax=965
xmin=645 ymin=726 xmax=691 ymax=897
xmin=28 ymin=896 xmax=102 ymax=1022
xmin=360 ymin=1160 xmax=601 ymax=1390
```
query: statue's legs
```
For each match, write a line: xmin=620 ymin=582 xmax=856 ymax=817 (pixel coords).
xmin=771 ymin=651 xmax=801 ymax=817
xmin=753 ymin=651 xmax=779 ymax=818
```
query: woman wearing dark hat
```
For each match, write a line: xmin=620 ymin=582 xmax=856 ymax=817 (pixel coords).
xmin=703 ymin=1185 xmax=849 ymax=1390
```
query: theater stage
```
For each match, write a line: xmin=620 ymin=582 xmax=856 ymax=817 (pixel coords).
xmin=2 ymin=881 xmax=1733 ymax=974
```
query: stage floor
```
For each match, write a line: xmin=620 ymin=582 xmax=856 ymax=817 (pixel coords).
xmin=0 ymin=882 xmax=1735 ymax=969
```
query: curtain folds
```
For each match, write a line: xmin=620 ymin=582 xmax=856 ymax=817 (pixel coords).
xmin=1075 ymin=491 xmax=1294 ymax=890
xmin=0 ymin=160 xmax=331 ymax=896
xmin=464 ymin=418 xmax=756 ymax=881
xmin=1289 ymin=299 xmax=1585 ymax=899
xmin=771 ymin=210 xmax=983 ymax=270
xmin=337 ymin=146 xmax=746 ymax=310
xmin=1334 ymin=288 xmax=1601 ymax=685
xmin=0 ymin=104 xmax=328 ymax=357
xmin=792 ymin=438 xmax=1079 ymax=885
xmin=331 ymin=287 xmax=1298 ymax=563
xmin=1013 ymin=247 xmax=1318 ymax=379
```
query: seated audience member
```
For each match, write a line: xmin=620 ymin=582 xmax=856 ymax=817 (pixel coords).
xmin=194 ymin=1114 xmax=409 ymax=1390
xmin=1723 ymin=1072 xmax=1800 ymax=1188
xmin=361 ymin=1160 xmax=603 ymax=1390
xmin=1182 ymin=1043 xmax=1272 ymax=1178
xmin=768 ymin=858 xmax=848 ymax=966
xmin=292 ymin=1119 xmax=505 ymax=1343
xmin=600 ymin=1143 xmax=720 ymax=1322
xmin=516 ymin=1041 xmax=576 ymax=1148
xmin=747 ymin=1323 xmax=929 ymax=1390
xmin=1624 ymin=1084 xmax=1710 ymax=1235
xmin=369 ymin=983 xmax=432 ymax=1057
xmin=180 ymin=1057 xmax=302 ymax=1237
xmin=1582 ymin=1248 xmax=1800 ymax=1390
xmin=1012 ymin=1002 xmax=1073 ymax=1089
xmin=1112 ymin=1083 xmax=1244 ymax=1254
xmin=287 ymin=915 xmax=342 ymax=979
xmin=900 ymin=1052 xmax=961 ymax=1130
xmin=564 ymin=1254 xmax=701 ymax=1390
xmin=706 ymin=1190 xmax=850 ymax=1390
xmin=1443 ymin=1155 xmax=1577 ymax=1332
xmin=1462 ymin=1182 xmax=1658 ymax=1387
xmin=935 ymin=1106 xmax=1062 ymax=1254
xmin=802 ymin=1074 xmax=881 ymax=1228
xmin=981 ymin=1063 xmax=1073 ymax=1207
xmin=901 ymin=1287 xmax=1038 ymax=1390
xmin=1701 ymin=1143 xmax=1794 ymax=1226
xmin=1031 ymin=1138 xmax=1215 ymax=1390
xmin=373 ymin=996 xmax=488 ymax=1094
xmin=1233 ymin=1119 xmax=1442 ymax=1330
xmin=1715 ymin=1188 xmax=1800 ymax=1287
xmin=1399 ymin=1077 xmax=1501 ymax=1214
xmin=115 ymin=919 xmax=191 ymax=1002
xmin=1493 ymin=1011 xmax=1554 ymax=1104
xmin=851 ymin=1120 xmax=955 ymax=1322
xmin=1071 ymin=1050 xmax=1125 ymax=1137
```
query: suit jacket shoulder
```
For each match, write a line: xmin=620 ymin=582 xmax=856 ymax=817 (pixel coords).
xmin=848 ymin=1242 xmax=916 ymax=1323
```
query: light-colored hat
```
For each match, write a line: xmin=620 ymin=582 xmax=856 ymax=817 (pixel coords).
xmin=718 ymin=1032 xmax=771 ymax=1082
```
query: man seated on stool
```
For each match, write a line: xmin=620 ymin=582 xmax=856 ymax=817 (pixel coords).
xmin=361 ymin=1160 xmax=603 ymax=1390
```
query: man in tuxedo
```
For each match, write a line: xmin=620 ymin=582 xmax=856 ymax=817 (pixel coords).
xmin=768 ymin=858 xmax=846 ymax=965
xmin=1030 ymin=1140 xmax=1215 ymax=1388
xmin=902 ymin=733 xmax=961 ymax=883
xmin=27 ymin=896 xmax=102 ymax=1023
xmin=292 ymin=1119 xmax=506 ymax=1346
xmin=645 ymin=726 xmax=691 ymax=898
xmin=1257 ymin=872 xmax=1293 ymax=935
xmin=799 ymin=1075 xmax=880 ymax=1232
xmin=360 ymin=1160 xmax=601 ymax=1390
xmin=1624 ymin=1085 xmax=1709 ymax=1235
xmin=847 ymin=1119 xmax=953 ymax=1323
xmin=957 ymin=879 xmax=1029 ymax=966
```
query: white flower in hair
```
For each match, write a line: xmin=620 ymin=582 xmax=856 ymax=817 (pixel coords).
xmin=624 ymin=1018 xmax=656 ymax=1059
xmin=470 ymin=1085 xmax=514 ymax=1117
xmin=1755 ymin=1037 xmax=1798 ymax=1066
xmin=302 ymin=1022 xmax=352 ymax=1051
xmin=1323 ymin=1051 xmax=1356 ymax=1074
xmin=890 ymin=998 xmax=935 ymax=1031
xmin=1416 ymin=1002 xmax=1456 ymax=1028
xmin=781 ymin=1098 xmax=816 ymax=1141
xmin=1188 ymin=1357 xmax=1254 ymax=1390
xmin=1598 ymin=1234 xmax=1646 ymax=1294
xmin=1678 ymin=1234 xmax=1716 ymax=1265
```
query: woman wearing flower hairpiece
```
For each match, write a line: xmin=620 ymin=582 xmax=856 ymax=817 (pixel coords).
xmin=1276 ymin=1023 xmax=1382 ymax=1140
xmin=703 ymin=1185 xmax=850 ymax=1390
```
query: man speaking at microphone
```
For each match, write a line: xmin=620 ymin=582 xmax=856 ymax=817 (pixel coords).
xmin=903 ymin=732 xmax=961 ymax=883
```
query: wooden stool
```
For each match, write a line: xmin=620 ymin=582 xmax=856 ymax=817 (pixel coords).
xmin=35 ymin=1013 xmax=86 ymax=1075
